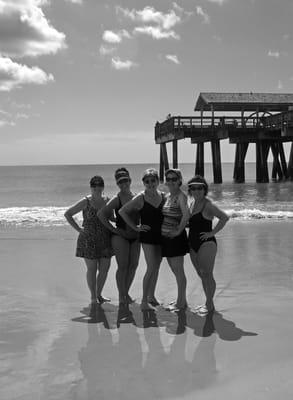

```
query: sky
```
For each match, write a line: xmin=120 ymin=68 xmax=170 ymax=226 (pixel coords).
xmin=0 ymin=0 xmax=293 ymax=165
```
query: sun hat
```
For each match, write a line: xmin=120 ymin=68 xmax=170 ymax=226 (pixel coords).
xmin=187 ymin=175 xmax=208 ymax=195
xmin=115 ymin=169 xmax=130 ymax=184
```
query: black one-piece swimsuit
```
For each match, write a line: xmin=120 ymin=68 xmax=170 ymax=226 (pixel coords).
xmin=139 ymin=194 xmax=165 ymax=245
xmin=189 ymin=209 xmax=217 ymax=252
xmin=114 ymin=194 xmax=138 ymax=243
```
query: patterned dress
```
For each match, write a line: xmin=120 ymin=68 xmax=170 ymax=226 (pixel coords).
xmin=76 ymin=197 xmax=113 ymax=259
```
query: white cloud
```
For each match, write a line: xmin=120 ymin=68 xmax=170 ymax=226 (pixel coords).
xmin=0 ymin=119 xmax=15 ymax=127
xmin=213 ymin=35 xmax=222 ymax=42
xmin=0 ymin=0 xmax=66 ymax=58
xmin=268 ymin=50 xmax=280 ymax=58
xmin=205 ymin=0 xmax=227 ymax=5
xmin=99 ymin=44 xmax=116 ymax=56
xmin=277 ymin=80 xmax=283 ymax=90
xmin=0 ymin=56 xmax=54 ymax=91
xmin=102 ymin=29 xmax=131 ymax=44
xmin=0 ymin=108 xmax=11 ymax=116
xmin=16 ymin=112 xmax=29 ymax=119
xmin=116 ymin=6 xmax=181 ymax=30
xmin=111 ymin=57 xmax=137 ymax=70
xmin=196 ymin=6 xmax=210 ymax=24
xmin=134 ymin=26 xmax=179 ymax=40
xmin=10 ymin=102 xmax=32 ymax=109
xmin=166 ymin=54 xmax=180 ymax=64
xmin=64 ymin=0 xmax=82 ymax=4
xmin=116 ymin=5 xmax=187 ymax=40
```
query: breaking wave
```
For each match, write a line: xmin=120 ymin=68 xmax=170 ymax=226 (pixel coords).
xmin=0 ymin=206 xmax=292 ymax=228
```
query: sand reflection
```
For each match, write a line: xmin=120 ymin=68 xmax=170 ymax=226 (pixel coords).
xmin=73 ymin=304 xmax=257 ymax=399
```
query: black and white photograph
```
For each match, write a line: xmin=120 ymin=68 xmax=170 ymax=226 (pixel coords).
xmin=1 ymin=1 xmax=293 ymax=399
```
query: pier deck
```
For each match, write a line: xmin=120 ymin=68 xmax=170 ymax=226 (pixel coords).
xmin=155 ymin=93 xmax=293 ymax=183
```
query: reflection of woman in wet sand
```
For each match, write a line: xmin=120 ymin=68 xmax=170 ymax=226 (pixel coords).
xmin=73 ymin=304 xmax=257 ymax=399
xmin=75 ymin=304 xmax=148 ymax=399
xmin=140 ymin=310 xmax=217 ymax=398
xmin=77 ymin=319 xmax=117 ymax=399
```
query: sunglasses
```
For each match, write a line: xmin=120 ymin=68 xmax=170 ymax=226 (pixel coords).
xmin=189 ymin=186 xmax=204 ymax=191
xmin=91 ymin=183 xmax=104 ymax=188
xmin=166 ymin=177 xmax=179 ymax=182
xmin=117 ymin=178 xmax=130 ymax=184
xmin=144 ymin=178 xmax=156 ymax=184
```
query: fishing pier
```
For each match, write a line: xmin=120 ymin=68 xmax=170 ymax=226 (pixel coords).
xmin=155 ymin=93 xmax=293 ymax=183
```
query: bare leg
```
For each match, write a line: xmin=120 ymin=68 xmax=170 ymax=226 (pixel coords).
xmin=190 ymin=243 xmax=217 ymax=311
xmin=190 ymin=249 xmax=208 ymax=304
xmin=96 ymin=257 xmax=111 ymax=301
xmin=167 ymin=256 xmax=187 ymax=308
xmin=141 ymin=244 xmax=162 ymax=310
xmin=148 ymin=267 xmax=160 ymax=304
xmin=84 ymin=258 xmax=98 ymax=303
xmin=112 ymin=235 xmax=131 ymax=304
xmin=125 ymin=240 xmax=141 ymax=300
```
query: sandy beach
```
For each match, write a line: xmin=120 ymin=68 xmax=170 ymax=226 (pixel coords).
xmin=1 ymin=220 xmax=293 ymax=400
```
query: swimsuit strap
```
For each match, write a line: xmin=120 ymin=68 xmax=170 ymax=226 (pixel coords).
xmin=143 ymin=192 xmax=164 ymax=208
xmin=85 ymin=196 xmax=91 ymax=208
xmin=192 ymin=198 xmax=207 ymax=216
xmin=117 ymin=193 xmax=122 ymax=208
xmin=159 ymin=192 xmax=165 ymax=207
xmin=200 ymin=199 xmax=207 ymax=214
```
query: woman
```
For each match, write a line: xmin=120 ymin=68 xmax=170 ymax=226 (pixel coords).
xmin=64 ymin=175 xmax=113 ymax=305
xmin=119 ymin=168 xmax=164 ymax=310
xmin=161 ymin=169 xmax=190 ymax=312
xmin=188 ymin=175 xmax=229 ymax=314
xmin=98 ymin=168 xmax=140 ymax=306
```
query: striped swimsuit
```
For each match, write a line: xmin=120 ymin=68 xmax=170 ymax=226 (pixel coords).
xmin=161 ymin=193 xmax=189 ymax=257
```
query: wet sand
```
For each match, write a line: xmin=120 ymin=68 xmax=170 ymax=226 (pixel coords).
xmin=1 ymin=221 xmax=293 ymax=400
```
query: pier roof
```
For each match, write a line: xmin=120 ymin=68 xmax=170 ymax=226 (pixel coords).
xmin=194 ymin=92 xmax=293 ymax=112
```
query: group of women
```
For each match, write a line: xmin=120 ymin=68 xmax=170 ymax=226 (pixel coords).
xmin=64 ymin=167 xmax=229 ymax=315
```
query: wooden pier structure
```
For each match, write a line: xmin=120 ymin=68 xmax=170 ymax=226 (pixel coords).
xmin=155 ymin=92 xmax=293 ymax=183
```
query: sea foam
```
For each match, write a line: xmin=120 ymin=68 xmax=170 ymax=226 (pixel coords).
xmin=0 ymin=206 xmax=292 ymax=227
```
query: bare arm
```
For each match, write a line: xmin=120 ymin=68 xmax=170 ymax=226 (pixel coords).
xmin=97 ymin=196 xmax=119 ymax=234
xmin=119 ymin=193 xmax=149 ymax=232
xmin=64 ymin=198 xmax=87 ymax=233
xmin=201 ymin=201 xmax=229 ymax=239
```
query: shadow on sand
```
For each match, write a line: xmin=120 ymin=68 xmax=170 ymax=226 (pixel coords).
xmin=70 ymin=303 xmax=257 ymax=399
xmin=72 ymin=301 xmax=257 ymax=340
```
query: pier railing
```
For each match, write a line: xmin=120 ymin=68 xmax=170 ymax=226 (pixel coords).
xmin=155 ymin=115 xmax=262 ymax=141
xmin=155 ymin=111 xmax=293 ymax=142
xmin=261 ymin=110 xmax=293 ymax=129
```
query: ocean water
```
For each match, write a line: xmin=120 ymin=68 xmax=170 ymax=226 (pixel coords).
xmin=0 ymin=163 xmax=292 ymax=227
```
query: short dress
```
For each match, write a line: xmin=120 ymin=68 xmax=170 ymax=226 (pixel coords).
xmin=139 ymin=193 xmax=165 ymax=245
xmin=76 ymin=196 xmax=113 ymax=259
xmin=161 ymin=193 xmax=189 ymax=257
